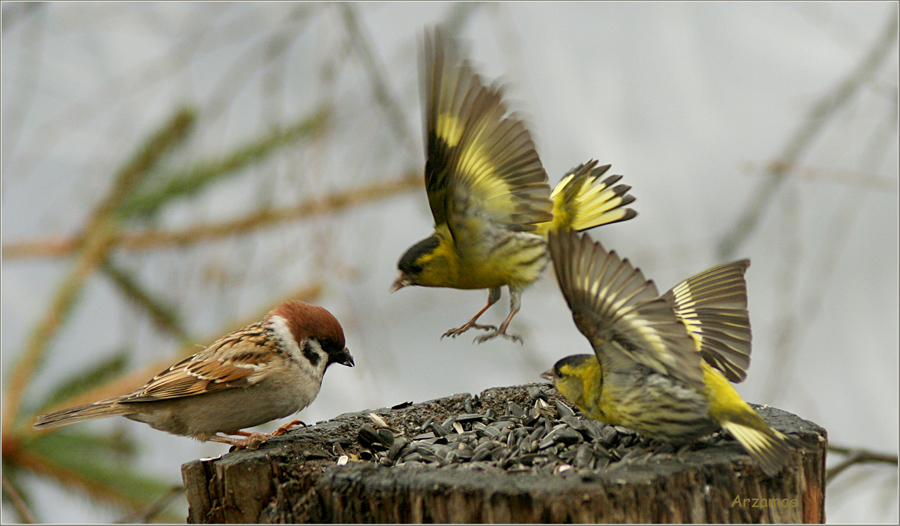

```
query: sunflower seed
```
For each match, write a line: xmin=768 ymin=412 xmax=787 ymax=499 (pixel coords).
xmin=376 ymin=428 xmax=395 ymax=448
xmin=456 ymin=445 xmax=475 ymax=460
xmin=402 ymin=452 xmax=422 ymax=463
xmin=419 ymin=416 xmax=435 ymax=434
xmin=357 ymin=424 xmax=381 ymax=450
xmin=491 ymin=447 xmax=511 ymax=461
xmin=388 ymin=438 xmax=408 ymax=461
xmin=431 ymin=422 xmax=449 ymax=438
xmin=555 ymin=401 xmax=575 ymax=418
xmin=481 ymin=425 xmax=500 ymax=438
xmin=302 ymin=449 xmax=332 ymax=460
xmin=527 ymin=386 xmax=546 ymax=401
xmin=490 ymin=420 xmax=514 ymax=431
xmin=575 ymin=444 xmax=594 ymax=468
xmin=600 ymin=426 xmax=619 ymax=447
xmin=369 ymin=413 xmax=389 ymax=428
xmin=553 ymin=428 xmax=584 ymax=445
xmin=581 ymin=420 xmax=606 ymax=441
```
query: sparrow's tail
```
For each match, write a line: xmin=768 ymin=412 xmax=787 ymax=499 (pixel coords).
xmin=33 ymin=399 xmax=134 ymax=430
xmin=540 ymin=160 xmax=637 ymax=235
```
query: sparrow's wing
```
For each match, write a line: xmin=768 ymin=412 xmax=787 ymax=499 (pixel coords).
xmin=549 ymin=230 xmax=704 ymax=390
xmin=663 ymin=260 xmax=752 ymax=383
xmin=422 ymin=27 xmax=552 ymax=244
xmin=123 ymin=325 xmax=276 ymax=401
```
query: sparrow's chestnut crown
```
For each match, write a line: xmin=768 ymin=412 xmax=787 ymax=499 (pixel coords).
xmin=270 ymin=300 xmax=351 ymax=366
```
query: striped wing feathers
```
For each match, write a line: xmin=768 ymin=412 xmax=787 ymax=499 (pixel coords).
xmin=423 ymin=28 xmax=552 ymax=240
xmin=549 ymin=230 xmax=704 ymax=390
xmin=663 ymin=260 xmax=752 ymax=382
xmin=124 ymin=325 xmax=276 ymax=402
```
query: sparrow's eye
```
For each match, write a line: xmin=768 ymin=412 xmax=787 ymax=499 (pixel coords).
xmin=301 ymin=339 xmax=324 ymax=367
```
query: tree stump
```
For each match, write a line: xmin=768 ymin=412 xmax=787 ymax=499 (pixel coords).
xmin=182 ymin=383 xmax=826 ymax=523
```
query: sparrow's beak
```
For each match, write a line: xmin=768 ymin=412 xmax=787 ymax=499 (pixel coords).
xmin=339 ymin=348 xmax=355 ymax=367
xmin=390 ymin=272 xmax=412 ymax=293
xmin=539 ymin=369 xmax=555 ymax=382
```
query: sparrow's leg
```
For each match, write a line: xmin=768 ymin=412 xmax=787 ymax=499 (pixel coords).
xmin=209 ymin=421 xmax=306 ymax=450
xmin=442 ymin=287 xmax=501 ymax=339
xmin=476 ymin=288 xmax=523 ymax=344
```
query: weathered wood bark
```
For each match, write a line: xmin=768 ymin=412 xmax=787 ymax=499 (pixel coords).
xmin=183 ymin=384 xmax=826 ymax=523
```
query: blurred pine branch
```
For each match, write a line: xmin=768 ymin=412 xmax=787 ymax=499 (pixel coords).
xmin=118 ymin=106 xmax=331 ymax=220
xmin=2 ymin=170 xmax=422 ymax=259
xmin=2 ymin=108 xmax=196 ymax=434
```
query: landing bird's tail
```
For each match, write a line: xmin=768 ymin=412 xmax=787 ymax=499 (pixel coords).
xmin=540 ymin=160 xmax=637 ymax=235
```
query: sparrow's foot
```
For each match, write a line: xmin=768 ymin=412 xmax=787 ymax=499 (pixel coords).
xmin=271 ymin=420 xmax=306 ymax=437
xmin=213 ymin=421 xmax=306 ymax=450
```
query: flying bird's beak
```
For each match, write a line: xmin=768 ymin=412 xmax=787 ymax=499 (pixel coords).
xmin=390 ymin=272 xmax=411 ymax=293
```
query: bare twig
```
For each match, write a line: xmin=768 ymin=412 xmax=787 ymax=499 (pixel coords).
xmin=741 ymin=161 xmax=898 ymax=193
xmin=763 ymin=100 xmax=898 ymax=400
xmin=827 ymin=445 xmax=899 ymax=484
xmin=1 ymin=6 xmax=47 ymax=175
xmin=2 ymin=473 xmax=36 ymax=524
xmin=114 ymin=485 xmax=184 ymax=524
xmin=3 ymin=171 xmax=422 ymax=259
xmin=340 ymin=4 xmax=419 ymax=158
xmin=5 ymin=3 xmax=228 ymax=179
xmin=717 ymin=6 xmax=898 ymax=259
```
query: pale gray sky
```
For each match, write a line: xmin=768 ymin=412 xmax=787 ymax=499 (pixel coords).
xmin=3 ymin=3 xmax=897 ymax=522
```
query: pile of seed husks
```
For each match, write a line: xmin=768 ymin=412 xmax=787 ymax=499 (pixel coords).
xmin=343 ymin=386 xmax=728 ymax=476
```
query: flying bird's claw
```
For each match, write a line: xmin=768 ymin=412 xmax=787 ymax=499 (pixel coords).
xmin=441 ymin=323 xmax=497 ymax=340
xmin=474 ymin=330 xmax=523 ymax=345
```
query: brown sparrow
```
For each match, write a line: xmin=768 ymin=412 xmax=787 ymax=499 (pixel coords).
xmin=33 ymin=300 xmax=354 ymax=448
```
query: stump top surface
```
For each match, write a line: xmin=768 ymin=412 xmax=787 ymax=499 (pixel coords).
xmin=189 ymin=383 xmax=824 ymax=486
xmin=183 ymin=383 xmax=827 ymax=523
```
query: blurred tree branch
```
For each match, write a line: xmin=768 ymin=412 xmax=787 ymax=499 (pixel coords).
xmin=2 ymin=108 xmax=196 ymax=434
xmin=3 ymin=171 xmax=422 ymax=259
xmin=113 ymin=485 xmax=184 ymax=524
xmin=717 ymin=5 xmax=898 ymax=259
xmin=2 ymin=473 xmax=36 ymax=524
xmin=827 ymin=444 xmax=900 ymax=484
xmin=119 ymin=106 xmax=332 ymax=219
xmin=340 ymin=4 xmax=418 ymax=158
xmin=101 ymin=260 xmax=192 ymax=345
